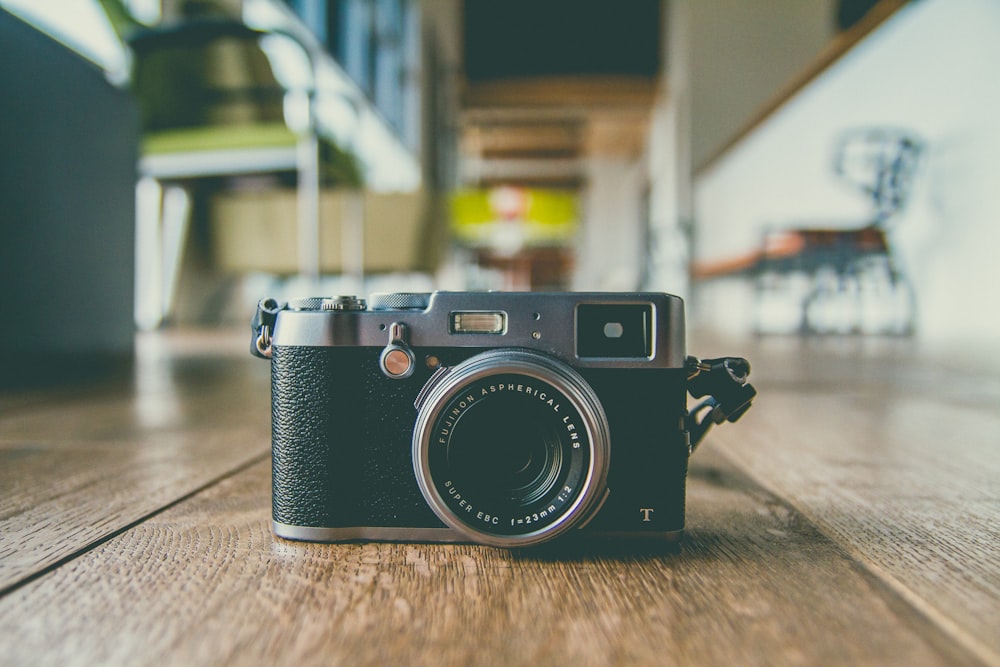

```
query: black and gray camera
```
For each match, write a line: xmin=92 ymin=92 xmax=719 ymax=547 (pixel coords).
xmin=251 ymin=291 xmax=755 ymax=548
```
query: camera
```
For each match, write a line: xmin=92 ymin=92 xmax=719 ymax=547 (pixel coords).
xmin=251 ymin=291 xmax=755 ymax=548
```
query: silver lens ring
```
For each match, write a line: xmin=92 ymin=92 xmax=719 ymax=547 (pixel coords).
xmin=413 ymin=349 xmax=610 ymax=548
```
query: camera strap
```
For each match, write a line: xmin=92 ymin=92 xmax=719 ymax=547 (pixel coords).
xmin=251 ymin=298 xmax=285 ymax=359
xmin=685 ymin=356 xmax=757 ymax=452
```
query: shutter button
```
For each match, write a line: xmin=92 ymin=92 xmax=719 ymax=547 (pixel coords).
xmin=380 ymin=322 xmax=415 ymax=379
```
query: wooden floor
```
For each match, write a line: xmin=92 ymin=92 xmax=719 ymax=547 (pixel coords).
xmin=1 ymin=329 xmax=997 ymax=666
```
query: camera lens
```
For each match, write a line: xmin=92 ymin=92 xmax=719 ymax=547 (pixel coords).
xmin=413 ymin=350 xmax=610 ymax=547
xmin=445 ymin=393 xmax=564 ymax=506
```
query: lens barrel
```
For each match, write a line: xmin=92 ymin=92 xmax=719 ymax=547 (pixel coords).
xmin=413 ymin=350 xmax=610 ymax=547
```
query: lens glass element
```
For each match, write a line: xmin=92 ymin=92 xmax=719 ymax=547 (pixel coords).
xmin=445 ymin=390 xmax=565 ymax=507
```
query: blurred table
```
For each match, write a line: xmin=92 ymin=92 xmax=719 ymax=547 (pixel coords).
xmin=0 ymin=330 xmax=997 ymax=666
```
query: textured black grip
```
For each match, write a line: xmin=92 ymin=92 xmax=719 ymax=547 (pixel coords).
xmin=271 ymin=346 xmax=351 ymax=527
xmin=270 ymin=345 xmax=443 ymax=529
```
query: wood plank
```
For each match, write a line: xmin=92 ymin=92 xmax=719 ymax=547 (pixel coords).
xmin=0 ymin=450 xmax=978 ymax=666
xmin=700 ymin=335 xmax=1000 ymax=666
xmin=462 ymin=121 xmax=584 ymax=156
xmin=0 ymin=331 xmax=271 ymax=592
xmin=463 ymin=75 xmax=658 ymax=111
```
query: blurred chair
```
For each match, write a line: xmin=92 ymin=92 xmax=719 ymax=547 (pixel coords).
xmin=754 ymin=128 xmax=924 ymax=335
xmin=128 ymin=18 xmax=321 ymax=329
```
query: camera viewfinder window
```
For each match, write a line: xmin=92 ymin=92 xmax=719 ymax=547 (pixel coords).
xmin=576 ymin=305 xmax=652 ymax=358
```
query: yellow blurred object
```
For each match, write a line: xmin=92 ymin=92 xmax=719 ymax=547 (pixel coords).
xmin=451 ymin=187 xmax=578 ymax=250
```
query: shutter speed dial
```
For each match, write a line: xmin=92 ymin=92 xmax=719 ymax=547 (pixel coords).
xmin=369 ymin=292 xmax=431 ymax=311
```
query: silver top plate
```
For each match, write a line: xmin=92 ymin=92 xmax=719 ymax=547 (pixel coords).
xmin=271 ymin=291 xmax=686 ymax=369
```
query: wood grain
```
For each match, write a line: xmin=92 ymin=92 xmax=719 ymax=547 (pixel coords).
xmin=2 ymin=329 xmax=996 ymax=666
xmin=0 ymin=331 xmax=271 ymax=591
xmin=700 ymin=335 xmax=1000 ymax=666
xmin=0 ymin=450 xmax=977 ymax=667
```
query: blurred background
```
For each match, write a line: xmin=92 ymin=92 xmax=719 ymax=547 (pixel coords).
xmin=2 ymin=0 xmax=998 ymax=376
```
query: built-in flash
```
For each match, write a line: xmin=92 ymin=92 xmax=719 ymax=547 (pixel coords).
xmin=451 ymin=311 xmax=507 ymax=334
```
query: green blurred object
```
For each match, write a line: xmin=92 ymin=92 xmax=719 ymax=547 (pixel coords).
xmin=125 ymin=16 xmax=361 ymax=328
xmin=127 ymin=17 xmax=362 ymax=183
xmin=141 ymin=123 xmax=297 ymax=153
xmin=129 ymin=19 xmax=299 ymax=142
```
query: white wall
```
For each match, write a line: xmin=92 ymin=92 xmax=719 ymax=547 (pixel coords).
xmin=643 ymin=1 xmax=692 ymax=301
xmin=642 ymin=0 xmax=835 ymax=301
xmin=573 ymin=157 xmax=647 ymax=291
xmin=693 ymin=0 xmax=1000 ymax=343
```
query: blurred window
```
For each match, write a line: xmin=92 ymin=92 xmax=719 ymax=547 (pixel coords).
xmin=283 ymin=0 xmax=419 ymax=149
xmin=1 ymin=0 xmax=127 ymax=78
